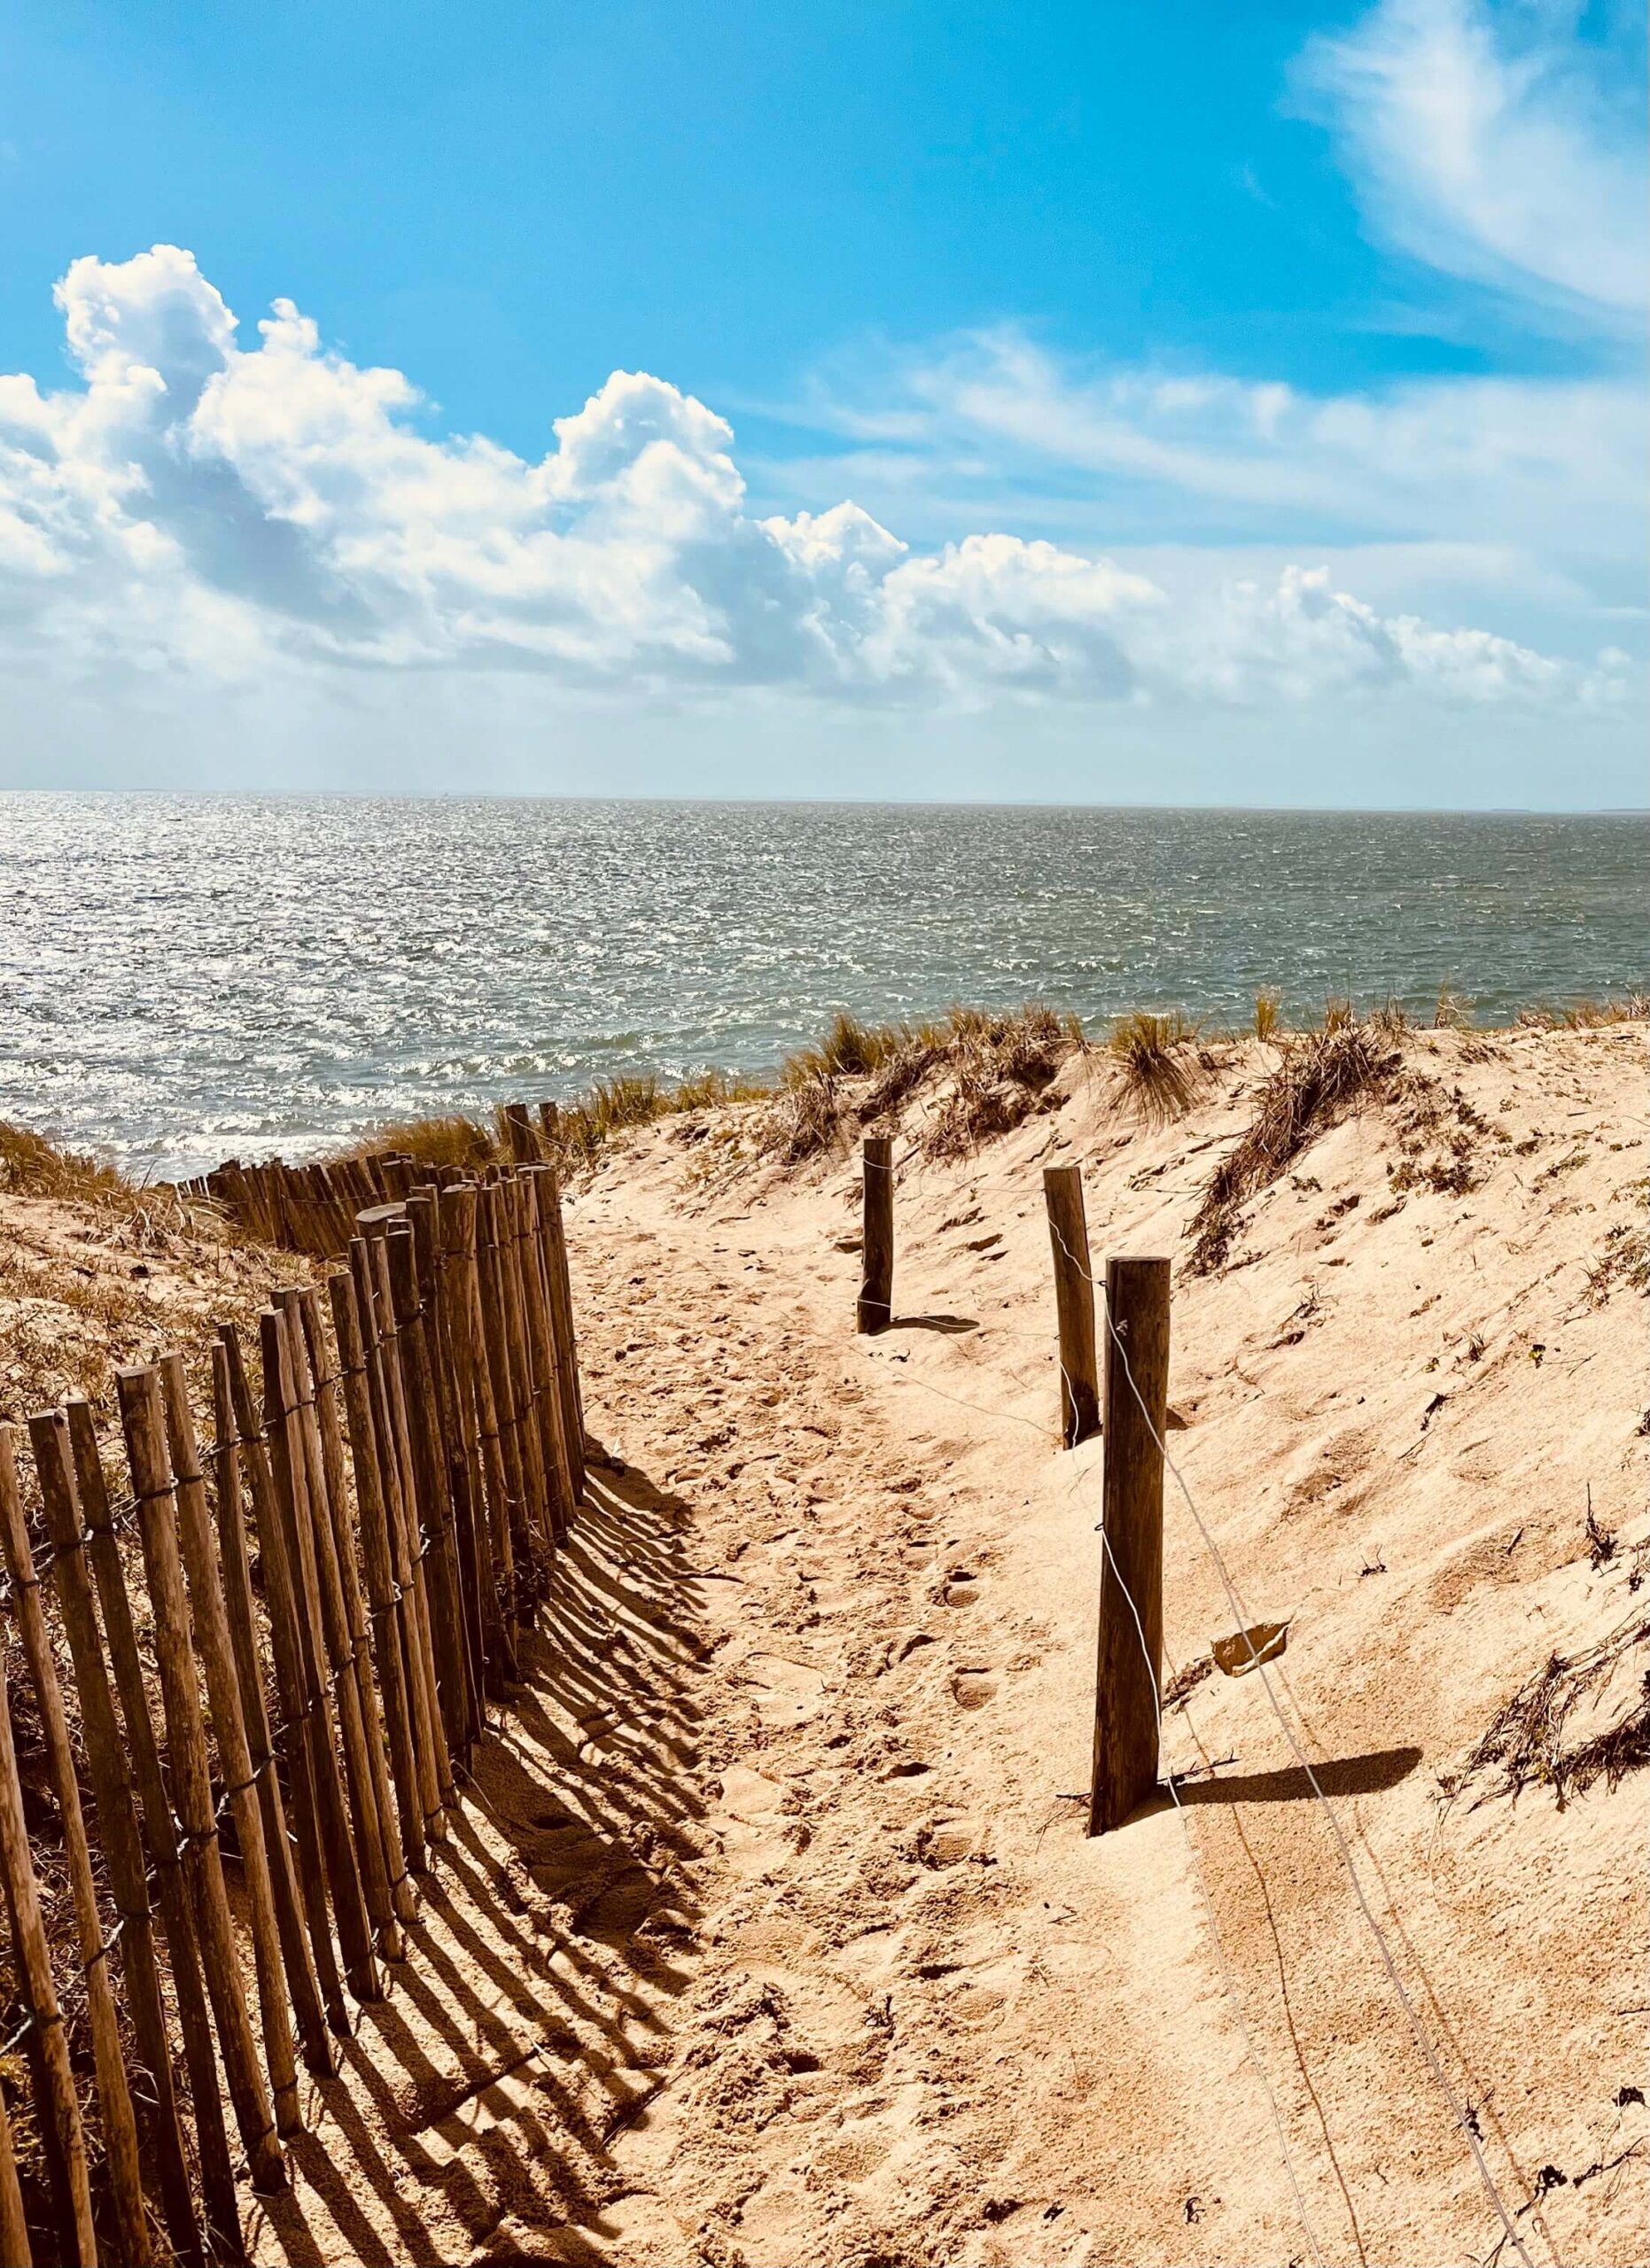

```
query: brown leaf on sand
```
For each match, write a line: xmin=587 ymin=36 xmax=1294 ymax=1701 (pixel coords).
xmin=1212 ymin=1619 xmax=1291 ymax=1676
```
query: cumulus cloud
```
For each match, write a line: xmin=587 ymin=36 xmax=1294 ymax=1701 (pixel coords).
xmin=0 ymin=246 xmax=1611 ymax=718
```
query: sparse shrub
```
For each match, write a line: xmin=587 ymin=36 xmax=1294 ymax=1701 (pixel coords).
xmin=1433 ymin=983 xmax=1473 ymax=1029
xmin=1109 ymin=1010 xmax=1202 ymax=1126
xmin=1371 ymin=998 xmax=1410 ymax=1037
xmin=1462 ymin=1610 xmax=1650 ymax=1805
xmin=1187 ymin=1022 xmax=1393 ymax=1273
xmin=336 ymin=1113 xmax=497 ymax=1172
xmin=919 ymin=1005 xmax=1080 ymax=1159
xmin=860 ymin=1041 xmax=942 ymax=1122
xmin=767 ymin=1072 xmax=842 ymax=1163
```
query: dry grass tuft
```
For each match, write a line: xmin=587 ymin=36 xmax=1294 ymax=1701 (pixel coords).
xmin=1559 ymin=994 xmax=1650 ymax=1029
xmin=1457 ymin=1611 xmax=1650 ymax=1806
xmin=923 ymin=1004 xmax=1075 ymax=1160
xmin=1432 ymin=982 xmax=1473 ymax=1029
xmin=1187 ymin=1022 xmax=1394 ymax=1273
xmin=0 ymin=1123 xmax=137 ymax=1209
xmin=343 ymin=1113 xmax=496 ymax=1172
xmin=783 ymin=1011 xmax=907 ymax=1086
xmin=1584 ymin=1221 xmax=1650 ymax=1306
xmin=1108 ymin=1010 xmax=1203 ymax=1127
xmin=1252 ymin=991 xmax=1280 ymax=1044
xmin=764 ymin=1072 xmax=843 ymax=1164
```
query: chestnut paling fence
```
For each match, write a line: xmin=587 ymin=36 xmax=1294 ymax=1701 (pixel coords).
xmin=0 ymin=1155 xmax=586 ymax=2268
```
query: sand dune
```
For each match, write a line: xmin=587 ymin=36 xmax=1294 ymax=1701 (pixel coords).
xmin=2 ymin=1020 xmax=1642 ymax=2265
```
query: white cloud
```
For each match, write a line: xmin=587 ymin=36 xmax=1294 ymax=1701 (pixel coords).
xmin=783 ymin=325 xmax=1643 ymax=570
xmin=1296 ymin=0 xmax=1647 ymax=329
xmin=0 ymin=246 xmax=1614 ymax=727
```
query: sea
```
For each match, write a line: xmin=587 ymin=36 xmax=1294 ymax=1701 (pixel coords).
xmin=3 ymin=795 xmax=1645 ymax=1179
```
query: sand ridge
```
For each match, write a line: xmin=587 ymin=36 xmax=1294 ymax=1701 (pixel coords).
xmin=14 ymin=1022 xmax=1637 ymax=2266
xmin=550 ymin=1022 xmax=1646 ymax=2266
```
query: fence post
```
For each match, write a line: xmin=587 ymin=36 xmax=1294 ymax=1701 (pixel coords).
xmin=0 ymin=1634 xmax=94 ymax=2267
xmin=857 ymin=1137 xmax=894 ymax=1333
xmin=0 ymin=1426 xmax=148 ymax=2264
xmin=27 ymin=1409 xmax=202 ymax=2266
xmin=1043 ymin=1165 xmax=1100 ymax=1449
xmin=501 ymin=1102 xmax=538 ymax=1163
xmin=66 ymin=1399 xmax=245 ymax=2259
xmin=116 ymin=1366 xmax=287 ymax=2192
xmin=1089 ymin=1255 xmax=1171 ymax=1835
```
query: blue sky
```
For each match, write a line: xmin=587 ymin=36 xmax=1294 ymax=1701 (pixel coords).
xmin=0 ymin=0 xmax=1643 ymax=804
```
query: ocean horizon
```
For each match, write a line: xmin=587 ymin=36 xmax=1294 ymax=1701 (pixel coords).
xmin=6 ymin=792 xmax=1646 ymax=1177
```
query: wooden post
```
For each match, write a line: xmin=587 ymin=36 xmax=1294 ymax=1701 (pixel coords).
xmin=0 ymin=1427 xmax=148 ymax=2264
xmin=327 ymin=1271 xmax=427 ymax=1885
xmin=473 ymin=1184 xmax=531 ymax=1630
xmin=385 ymin=1227 xmax=475 ymax=1761
xmin=430 ymin=1188 xmax=510 ymax=1686
xmin=1043 ymin=1166 xmax=1101 ymax=1449
xmin=255 ymin=1313 xmax=381 ymax=2008
xmin=1089 ymin=1255 xmax=1171 ymax=1836
xmin=357 ymin=1231 xmax=455 ymax=1826
xmin=0 ymin=1639 xmax=94 ymax=2267
xmin=536 ymin=1099 xmax=559 ymax=1149
xmin=115 ymin=1366 xmax=286 ymax=2193
xmin=857 ymin=1136 xmax=894 ymax=1333
xmin=274 ymin=1295 xmax=403 ymax=1964
xmin=217 ymin=1325 xmax=354 ymax=2037
xmin=296 ymin=1288 xmax=416 ymax=1930
xmin=0 ymin=2079 xmax=28 ymax=2268
xmin=157 ymin=1353 xmax=305 ymax=2133
xmin=66 ymin=1400 xmax=245 ymax=2261
xmin=514 ymin=1173 xmax=576 ymax=1543
xmin=525 ymin=1168 xmax=582 ymax=1511
xmin=27 ymin=1410 xmax=201 ymax=2267
xmin=406 ymin=1198 xmax=490 ymax=1713
xmin=501 ymin=1101 xmax=538 ymax=1164
xmin=497 ymin=1179 xmax=553 ymax=1588
xmin=207 ymin=1346 xmax=335 ymax=2077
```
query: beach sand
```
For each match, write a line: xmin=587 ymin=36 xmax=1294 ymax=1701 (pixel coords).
xmin=4 ymin=1019 xmax=1644 ymax=2264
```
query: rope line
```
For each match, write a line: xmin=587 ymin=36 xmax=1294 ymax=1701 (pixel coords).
xmin=1094 ymin=1519 xmax=1327 ymax=2266
xmin=1088 ymin=1259 xmax=1540 ymax=2268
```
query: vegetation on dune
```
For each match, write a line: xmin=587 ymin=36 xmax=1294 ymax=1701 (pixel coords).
xmin=1516 ymin=993 xmax=1650 ymax=1030
xmin=1455 ymin=1607 xmax=1650 ymax=1807
xmin=1187 ymin=1021 xmax=1396 ymax=1274
xmin=766 ymin=1002 xmax=1084 ymax=1166
xmin=269 ymin=982 xmax=1650 ymax=1192
xmin=1107 ymin=1010 xmax=1204 ymax=1126
xmin=0 ymin=1122 xmax=139 ymax=1208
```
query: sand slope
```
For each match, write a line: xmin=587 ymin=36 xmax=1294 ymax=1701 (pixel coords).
xmin=9 ymin=1025 xmax=1641 ymax=2267
xmin=547 ymin=1021 xmax=1646 ymax=2268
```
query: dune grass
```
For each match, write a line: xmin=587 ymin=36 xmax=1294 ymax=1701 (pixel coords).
xmin=0 ymin=1122 xmax=142 ymax=1209
xmin=1107 ymin=1010 xmax=1203 ymax=1126
xmin=1187 ymin=1021 xmax=1395 ymax=1273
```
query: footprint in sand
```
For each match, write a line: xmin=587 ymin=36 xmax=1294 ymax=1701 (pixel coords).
xmin=951 ymin=1669 xmax=998 ymax=1709
xmin=743 ymin=1650 xmax=828 ymax=1724
xmin=916 ymin=1817 xmax=979 ymax=1868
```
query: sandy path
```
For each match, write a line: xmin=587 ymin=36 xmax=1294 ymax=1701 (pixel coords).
xmin=245 ymin=1024 xmax=1645 ymax=2266
xmin=557 ymin=1025 xmax=1646 ymax=2268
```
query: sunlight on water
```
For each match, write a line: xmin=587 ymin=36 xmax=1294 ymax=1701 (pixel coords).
xmin=3 ymin=795 xmax=1645 ymax=1175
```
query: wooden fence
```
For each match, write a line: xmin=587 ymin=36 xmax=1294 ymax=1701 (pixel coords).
xmin=0 ymin=1158 xmax=585 ymax=2266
